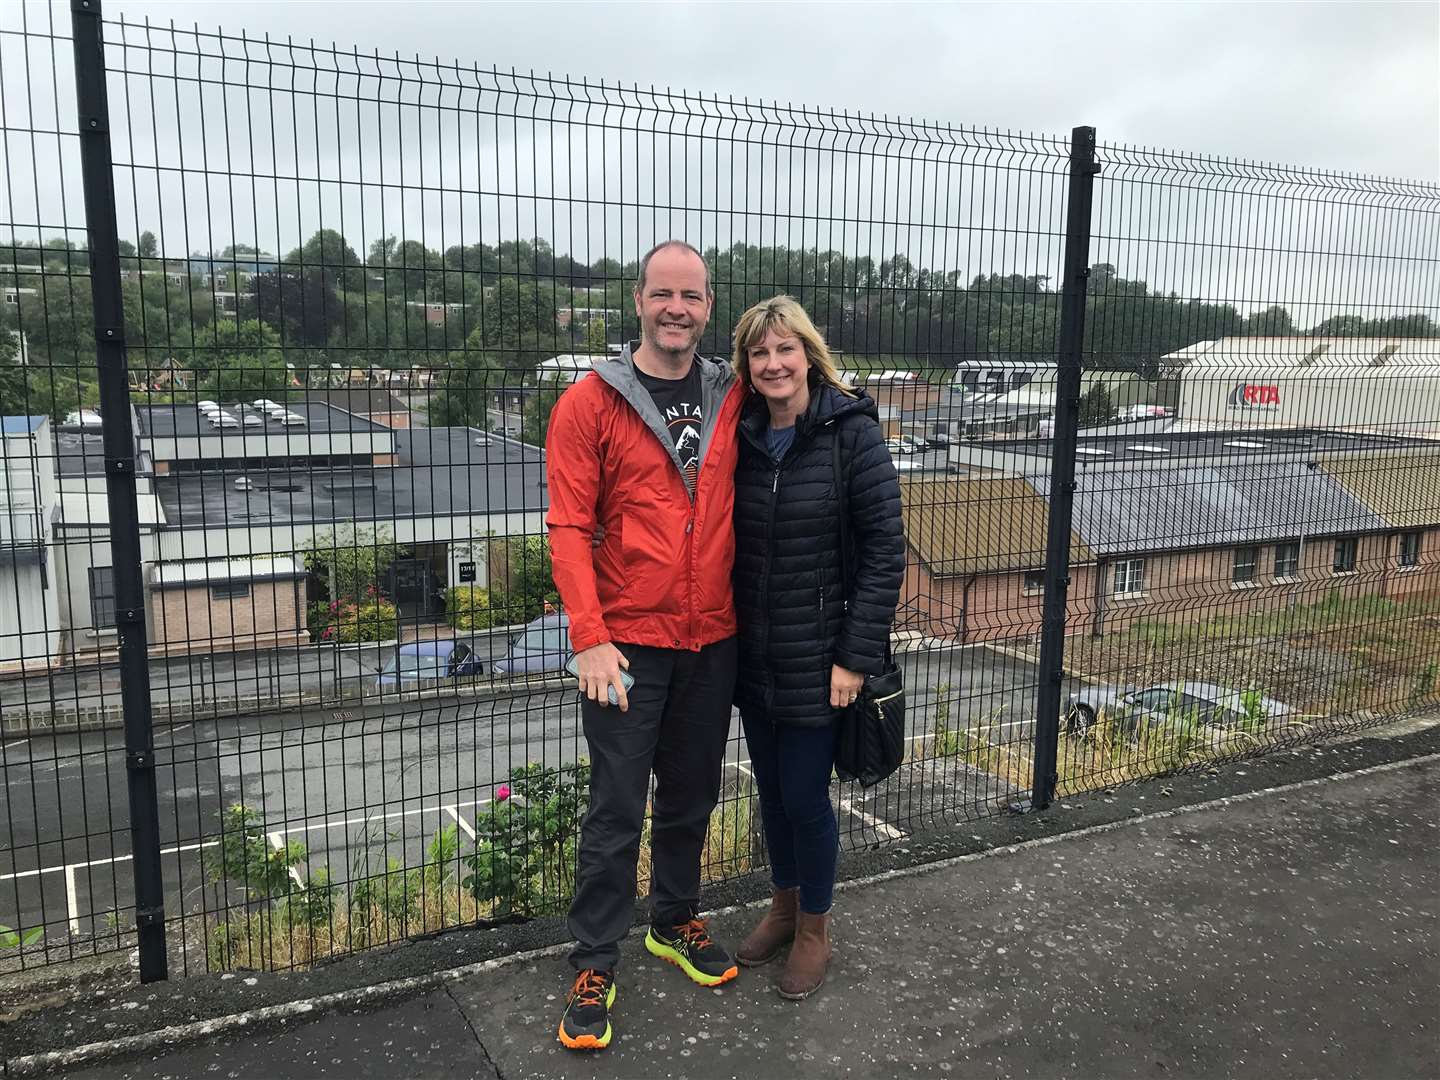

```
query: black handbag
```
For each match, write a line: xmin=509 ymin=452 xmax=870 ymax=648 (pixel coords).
xmin=829 ymin=428 xmax=906 ymax=788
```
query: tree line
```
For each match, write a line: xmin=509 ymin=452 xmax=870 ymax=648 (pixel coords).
xmin=0 ymin=230 xmax=1433 ymax=424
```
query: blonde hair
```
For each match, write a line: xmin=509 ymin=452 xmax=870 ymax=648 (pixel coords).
xmin=731 ymin=295 xmax=854 ymax=397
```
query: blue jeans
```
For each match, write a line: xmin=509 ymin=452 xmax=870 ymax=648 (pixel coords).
xmin=740 ymin=710 xmax=839 ymax=915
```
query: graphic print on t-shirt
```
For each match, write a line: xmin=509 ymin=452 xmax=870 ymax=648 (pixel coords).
xmin=635 ymin=362 xmax=703 ymax=493
xmin=663 ymin=401 xmax=703 ymax=490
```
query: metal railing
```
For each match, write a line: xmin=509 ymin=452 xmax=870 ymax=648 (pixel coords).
xmin=0 ymin=0 xmax=1435 ymax=979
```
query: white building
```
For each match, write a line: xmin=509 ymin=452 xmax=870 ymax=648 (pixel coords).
xmin=0 ymin=417 xmax=61 ymax=673
xmin=1168 ymin=336 xmax=1440 ymax=436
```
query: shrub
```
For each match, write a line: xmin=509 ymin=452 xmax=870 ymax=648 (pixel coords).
xmin=444 ymin=585 xmax=525 ymax=631
xmin=312 ymin=597 xmax=400 ymax=643
xmin=463 ymin=761 xmax=590 ymax=918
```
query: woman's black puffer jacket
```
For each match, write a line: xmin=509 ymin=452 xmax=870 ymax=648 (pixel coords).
xmin=733 ymin=379 xmax=906 ymax=727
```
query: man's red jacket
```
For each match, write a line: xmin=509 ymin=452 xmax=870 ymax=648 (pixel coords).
xmin=545 ymin=346 xmax=744 ymax=655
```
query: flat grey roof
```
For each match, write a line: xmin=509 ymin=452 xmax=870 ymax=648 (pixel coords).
xmin=135 ymin=401 xmax=386 ymax=439
xmin=56 ymin=429 xmax=107 ymax=477
xmin=153 ymin=428 xmax=547 ymax=527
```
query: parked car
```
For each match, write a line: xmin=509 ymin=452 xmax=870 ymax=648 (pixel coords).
xmin=373 ymin=614 xmax=573 ymax=691
xmin=490 ymin=613 xmax=571 ymax=677
xmin=1065 ymin=680 xmax=1292 ymax=738
xmin=376 ymin=640 xmax=485 ymax=690
xmin=884 ymin=435 xmax=924 ymax=456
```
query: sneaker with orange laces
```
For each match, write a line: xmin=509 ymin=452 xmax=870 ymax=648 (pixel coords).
xmin=644 ymin=918 xmax=739 ymax=986
xmin=558 ymin=968 xmax=617 ymax=1051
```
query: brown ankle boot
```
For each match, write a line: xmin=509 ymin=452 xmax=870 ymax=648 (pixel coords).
xmin=776 ymin=910 xmax=831 ymax=999
xmin=736 ymin=887 xmax=798 ymax=967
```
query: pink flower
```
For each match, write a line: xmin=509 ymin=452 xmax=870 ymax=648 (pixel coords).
xmin=496 ymin=784 xmax=511 ymax=802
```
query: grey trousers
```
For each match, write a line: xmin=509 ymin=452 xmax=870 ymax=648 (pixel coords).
xmin=567 ymin=636 xmax=737 ymax=972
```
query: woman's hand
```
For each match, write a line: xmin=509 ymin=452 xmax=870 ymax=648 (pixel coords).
xmin=830 ymin=664 xmax=865 ymax=709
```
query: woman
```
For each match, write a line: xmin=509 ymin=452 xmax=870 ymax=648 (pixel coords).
xmin=730 ymin=295 xmax=905 ymax=999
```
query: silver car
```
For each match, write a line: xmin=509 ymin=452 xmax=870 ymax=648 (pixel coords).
xmin=1065 ymin=680 xmax=1292 ymax=738
xmin=489 ymin=613 xmax=571 ymax=678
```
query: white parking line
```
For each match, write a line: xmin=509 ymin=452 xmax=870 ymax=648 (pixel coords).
xmin=837 ymin=796 xmax=905 ymax=840
xmin=443 ymin=805 xmax=477 ymax=841
xmin=1 ymin=797 xmax=500 ymax=886
xmin=64 ymin=865 xmax=80 ymax=935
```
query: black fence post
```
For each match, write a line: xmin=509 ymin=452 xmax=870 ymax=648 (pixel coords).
xmin=70 ymin=0 xmax=168 ymax=981
xmin=1031 ymin=125 xmax=1099 ymax=812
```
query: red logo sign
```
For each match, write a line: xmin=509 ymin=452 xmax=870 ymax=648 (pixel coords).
xmin=1227 ymin=383 xmax=1280 ymax=409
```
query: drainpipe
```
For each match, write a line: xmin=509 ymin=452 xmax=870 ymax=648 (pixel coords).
xmin=1091 ymin=558 xmax=1108 ymax=639
xmin=959 ymin=573 xmax=977 ymax=643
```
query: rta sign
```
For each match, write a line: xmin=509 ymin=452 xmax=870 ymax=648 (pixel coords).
xmin=1227 ymin=383 xmax=1281 ymax=409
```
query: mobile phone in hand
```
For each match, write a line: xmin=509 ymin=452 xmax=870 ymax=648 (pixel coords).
xmin=563 ymin=653 xmax=636 ymax=705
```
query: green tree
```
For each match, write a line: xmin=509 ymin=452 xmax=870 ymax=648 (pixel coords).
xmin=199 ymin=319 xmax=289 ymax=397
xmin=304 ymin=525 xmax=401 ymax=605
xmin=285 ymin=229 xmax=363 ymax=290
xmin=520 ymin=376 xmax=567 ymax=446
xmin=1078 ymin=382 xmax=1115 ymax=426
xmin=427 ymin=344 xmax=500 ymax=427
xmin=0 ymin=329 xmax=31 ymax=415
xmin=138 ymin=231 xmax=158 ymax=258
xmin=1242 ymin=305 xmax=1295 ymax=336
xmin=584 ymin=316 xmax=607 ymax=353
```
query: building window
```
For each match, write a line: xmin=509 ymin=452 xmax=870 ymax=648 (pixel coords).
xmin=1023 ymin=570 xmax=1045 ymax=595
xmin=1333 ymin=537 xmax=1358 ymax=574
xmin=211 ymin=582 xmax=251 ymax=600
xmin=1398 ymin=532 xmax=1422 ymax=569
xmin=1274 ymin=540 xmax=1301 ymax=580
xmin=89 ymin=566 xmax=116 ymax=629
xmin=1232 ymin=546 xmax=1259 ymax=585
xmin=1113 ymin=558 xmax=1146 ymax=598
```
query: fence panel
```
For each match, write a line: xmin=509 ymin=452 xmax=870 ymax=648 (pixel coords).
xmin=1048 ymin=147 xmax=1440 ymax=795
xmin=0 ymin=1 xmax=1435 ymax=978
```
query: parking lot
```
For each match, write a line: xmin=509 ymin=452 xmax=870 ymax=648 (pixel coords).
xmin=1 ymin=642 xmax=1053 ymax=953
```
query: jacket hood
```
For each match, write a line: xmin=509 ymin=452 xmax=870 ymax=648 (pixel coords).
xmin=741 ymin=373 xmax=879 ymax=438
xmin=593 ymin=340 xmax=737 ymax=499
xmin=596 ymin=340 xmax=734 ymax=393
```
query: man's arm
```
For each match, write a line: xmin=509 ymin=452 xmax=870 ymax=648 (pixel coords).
xmin=545 ymin=385 xmax=608 ymax=652
xmin=545 ymin=385 xmax=631 ymax=710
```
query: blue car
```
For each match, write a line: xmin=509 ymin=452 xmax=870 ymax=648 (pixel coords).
xmin=376 ymin=639 xmax=485 ymax=690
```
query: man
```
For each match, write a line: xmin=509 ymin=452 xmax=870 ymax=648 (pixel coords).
xmin=545 ymin=240 xmax=745 ymax=1051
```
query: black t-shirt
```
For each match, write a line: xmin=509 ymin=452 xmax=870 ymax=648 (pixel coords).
xmin=636 ymin=363 xmax=703 ymax=491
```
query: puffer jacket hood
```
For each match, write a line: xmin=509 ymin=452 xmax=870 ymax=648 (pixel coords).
xmin=739 ymin=376 xmax=879 ymax=446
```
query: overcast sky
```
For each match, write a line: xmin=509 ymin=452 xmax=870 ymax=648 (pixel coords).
xmin=107 ymin=0 xmax=1438 ymax=181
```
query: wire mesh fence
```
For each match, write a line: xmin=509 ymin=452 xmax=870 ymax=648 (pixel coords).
xmin=0 ymin=1 xmax=1436 ymax=978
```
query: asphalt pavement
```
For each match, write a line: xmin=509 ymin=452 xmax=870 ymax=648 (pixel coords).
xmin=37 ymin=736 xmax=1440 ymax=1079
xmin=2 ymin=642 xmax=1053 ymax=948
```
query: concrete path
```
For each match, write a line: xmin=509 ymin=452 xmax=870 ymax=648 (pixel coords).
xmin=55 ymin=753 xmax=1440 ymax=1079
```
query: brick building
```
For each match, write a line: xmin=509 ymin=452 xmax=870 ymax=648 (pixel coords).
xmin=901 ymin=430 xmax=1440 ymax=644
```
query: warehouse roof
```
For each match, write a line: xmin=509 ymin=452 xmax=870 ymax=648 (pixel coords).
xmin=1319 ymin=450 xmax=1440 ymax=531
xmin=1161 ymin=336 xmax=1440 ymax=373
xmin=1031 ymin=462 xmax=1390 ymax=557
xmin=900 ymin=476 xmax=1092 ymax=577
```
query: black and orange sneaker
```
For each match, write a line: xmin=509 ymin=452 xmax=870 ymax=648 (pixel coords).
xmin=558 ymin=968 xmax=616 ymax=1051
xmin=644 ymin=918 xmax=739 ymax=987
